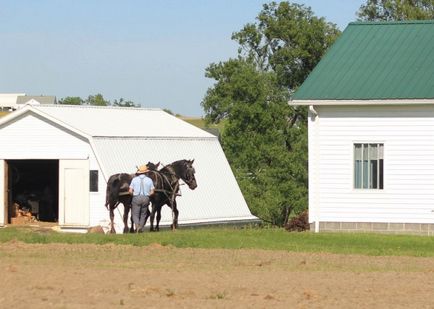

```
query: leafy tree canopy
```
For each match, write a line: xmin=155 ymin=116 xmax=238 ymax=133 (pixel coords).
xmin=86 ymin=94 xmax=110 ymax=106
xmin=58 ymin=95 xmax=138 ymax=107
xmin=113 ymin=98 xmax=138 ymax=107
xmin=358 ymin=0 xmax=434 ymax=21
xmin=201 ymin=2 xmax=340 ymax=226
xmin=58 ymin=96 xmax=83 ymax=105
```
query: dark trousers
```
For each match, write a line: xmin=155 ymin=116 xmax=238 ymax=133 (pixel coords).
xmin=131 ymin=195 xmax=150 ymax=232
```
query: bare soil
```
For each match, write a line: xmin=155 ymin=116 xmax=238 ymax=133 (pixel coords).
xmin=0 ymin=240 xmax=434 ymax=308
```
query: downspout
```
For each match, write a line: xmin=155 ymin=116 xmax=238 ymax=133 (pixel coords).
xmin=309 ymin=105 xmax=320 ymax=233
xmin=309 ymin=105 xmax=318 ymax=119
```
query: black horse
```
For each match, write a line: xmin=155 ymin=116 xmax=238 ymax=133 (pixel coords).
xmin=105 ymin=162 xmax=159 ymax=233
xmin=147 ymin=159 xmax=197 ymax=231
xmin=105 ymin=160 xmax=197 ymax=233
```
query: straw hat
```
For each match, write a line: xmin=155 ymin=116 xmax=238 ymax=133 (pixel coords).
xmin=136 ymin=164 xmax=148 ymax=174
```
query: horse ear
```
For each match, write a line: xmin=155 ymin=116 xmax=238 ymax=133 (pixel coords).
xmin=156 ymin=162 xmax=160 ymax=168
xmin=191 ymin=159 xmax=194 ymax=164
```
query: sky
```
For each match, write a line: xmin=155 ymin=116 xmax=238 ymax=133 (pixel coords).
xmin=0 ymin=0 xmax=365 ymax=116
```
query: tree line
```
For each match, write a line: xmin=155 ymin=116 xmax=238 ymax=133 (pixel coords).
xmin=200 ymin=0 xmax=434 ymax=226
xmin=59 ymin=94 xmax=138 ymax=107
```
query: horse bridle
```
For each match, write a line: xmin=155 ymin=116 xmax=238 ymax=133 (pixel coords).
xmin=182 ymin=166 xmax=196 ymax=188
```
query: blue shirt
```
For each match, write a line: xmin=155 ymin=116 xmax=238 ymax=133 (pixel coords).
xmin=129 ymin=174 xmax=154 ymax=196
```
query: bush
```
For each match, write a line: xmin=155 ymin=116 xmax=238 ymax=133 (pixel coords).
xmin=285 ymin=210 xmax=309 ymax=232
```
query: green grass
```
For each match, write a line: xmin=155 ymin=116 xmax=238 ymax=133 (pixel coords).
xmin=1 ymin=226 xmax=433 ymax=257
xmin=180 ymin=116 xmax=226 ymax=133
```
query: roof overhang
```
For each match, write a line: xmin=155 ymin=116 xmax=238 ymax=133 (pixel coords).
xmin=0 ymin=104 xmax=92 ymax=140
xmin=290 ymin=99 xmax=434 ymax=106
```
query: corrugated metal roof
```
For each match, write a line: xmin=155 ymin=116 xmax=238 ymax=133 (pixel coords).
xmin=17 ymin=96 xmax=57 ymax=105
xmin=292 ymin=20 xmax=434 ymax=101
xmin=33 ymin=105 xmax=215 ymax=138
xmin=93 ymin=137 xmax=257 ymax=225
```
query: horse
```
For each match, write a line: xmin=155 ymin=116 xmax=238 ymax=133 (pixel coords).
xmin=105 ymin=162 xmax=159 ymax=233
xmin=146 ymin=159 xmax=197 ymax=231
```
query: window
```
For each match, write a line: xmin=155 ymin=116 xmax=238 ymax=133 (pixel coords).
xmin=90 ymin=170 xmax=98 ymax=192
xmin=354 ymin=143 xmax=383 ymax=189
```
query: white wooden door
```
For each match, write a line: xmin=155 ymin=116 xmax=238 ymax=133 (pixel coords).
xmin=59 ymin=159 xmax=89 ymax=227
xmin=0 ymin=160 xmax=5 ymax=226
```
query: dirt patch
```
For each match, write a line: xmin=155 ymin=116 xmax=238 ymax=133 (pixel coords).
xmin=0 ymin=241 xmax=433 ymax=308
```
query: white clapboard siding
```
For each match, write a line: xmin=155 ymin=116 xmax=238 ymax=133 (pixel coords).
xmin=309 ymin=105 xmax=434 ymax=224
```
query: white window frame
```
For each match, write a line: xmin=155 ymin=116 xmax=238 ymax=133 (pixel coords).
xmin=353 ymin=143 xmax=384 ymax=190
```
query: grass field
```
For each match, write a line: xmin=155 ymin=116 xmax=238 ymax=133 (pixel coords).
xmin=1 ymin=226 xmax=433 ymax=257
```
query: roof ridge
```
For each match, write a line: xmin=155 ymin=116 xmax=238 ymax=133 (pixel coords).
xmin=350 ymin=20 xmax=434 ymax=26
xmin=36 ymin=104 xmax=162 ymax=111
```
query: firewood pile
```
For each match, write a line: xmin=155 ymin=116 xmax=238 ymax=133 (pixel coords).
xmin=10 ymin=203 xmax=37 ymax=225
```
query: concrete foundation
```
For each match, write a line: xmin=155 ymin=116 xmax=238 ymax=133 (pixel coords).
xmin=310 ymin=222 xmax=434 ymax=235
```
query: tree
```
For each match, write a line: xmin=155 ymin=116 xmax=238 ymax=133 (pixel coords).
xmin=85 ymin=93 xmax=110 ymax=106
xmin=113 ymin=98 xmax=138 ymax=107
xmin=232 ymin=2 xmax=340 ymax=91
xmin=58 ymin=96 xmax=84 ymax=105
xmin=201 ymin=2 xmax=340 ymax=226
xmin=358 ymin=0 xmax=434 ymax=21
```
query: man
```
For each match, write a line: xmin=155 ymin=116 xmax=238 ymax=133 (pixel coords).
xmin=129 ymin=164 xmax=155 ymax=233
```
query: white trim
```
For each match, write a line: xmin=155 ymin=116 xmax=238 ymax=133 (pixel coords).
xmin=0 ymin=105 xmax=93 ymax=142
xmin=290 ymin=99 xmax=434 ymax=106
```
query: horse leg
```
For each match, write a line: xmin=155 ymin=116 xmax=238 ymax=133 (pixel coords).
xmin=149 ymin=205 xmax=156 ymax=232
xmin=109 ymin=207 xmax=116 ymax=234
xmin=123 ymin=204 xmax=130 ymax=234
xmin=156 ymin=207 xmax=162 ymax=232
xmin=172 ymin=201 xmax=179 ymax=230
xmin=129 ymin=215 xmax=135 ymax=233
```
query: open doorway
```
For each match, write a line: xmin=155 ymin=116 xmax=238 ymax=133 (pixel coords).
xmin=7 ymin=160 xmax=59 ymax=223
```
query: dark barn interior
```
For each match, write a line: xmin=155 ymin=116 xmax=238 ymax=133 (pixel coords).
xmin=7 ymin=160 xmax=59 ymax=223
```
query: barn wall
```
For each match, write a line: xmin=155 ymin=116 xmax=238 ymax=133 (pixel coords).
xmin=93 ymin=137 xmax=257 ymax=228
xmin=0 ymin=112 xmax=108 ymax=229
xmin=310 ymin=104 xmax=434 ymax=227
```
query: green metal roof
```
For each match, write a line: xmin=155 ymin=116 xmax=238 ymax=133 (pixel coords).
xmin=292 ymin=20 xmax=434 ymax=101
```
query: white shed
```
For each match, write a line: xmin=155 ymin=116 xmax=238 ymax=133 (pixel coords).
xmin=291 ymin=21 xmax=434 ymax=235
xmin=0 ymin=104 xmax=257 ymax=233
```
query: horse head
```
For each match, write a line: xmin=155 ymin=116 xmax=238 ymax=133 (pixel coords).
xmin=181 ymin=159 xmax=197 ymax=190
xmin=146 ymin=161 xmax=160 ymax=171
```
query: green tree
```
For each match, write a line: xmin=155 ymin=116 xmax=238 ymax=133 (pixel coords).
xmin=358 ymin=0 xmax=434 ymax=21
xmin=202 ymin=2 xmax=340 ymax=226
xmin=86 ymin=94 xmax=110 ymax=106
xmin=58 ymin=96 xmax=84 ymax=105
xmin=113 ymin=98 xmax=138 ymax=107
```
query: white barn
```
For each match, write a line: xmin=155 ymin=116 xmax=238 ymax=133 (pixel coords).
xmin=291 ymin=21 xmax=434 ymax=235
xmin=0 ymin=104 xmax=257 ymax=233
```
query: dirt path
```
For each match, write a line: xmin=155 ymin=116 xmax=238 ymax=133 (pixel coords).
xmin=0 ymin=241 xmax=433 ymax=308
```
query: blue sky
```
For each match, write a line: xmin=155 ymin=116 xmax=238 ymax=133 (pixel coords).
xmin=0 ymin=0 xmax=364 ymax=116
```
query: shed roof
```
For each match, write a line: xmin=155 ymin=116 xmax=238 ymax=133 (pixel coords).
xmin=32 ymin=104 xmax=215 ymax=138
xmin=292 ymin=20 xmax=434 ymax=101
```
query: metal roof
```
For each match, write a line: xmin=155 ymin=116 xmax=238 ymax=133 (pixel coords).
xmin=33 ymin=104 xmax=215 ymax=138
xmin=17 ymin=95 xmax=57 ymax=105
xmin=93 ymin=137 xmax=257 ymax=225
xmin=0 ymin=93 xmax=26 ymax=108
xmin=292 ymin=20 xmax=434 ymax=101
